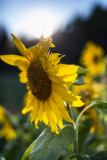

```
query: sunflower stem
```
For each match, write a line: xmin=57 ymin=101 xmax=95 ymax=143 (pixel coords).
xmin=74 ymin=101 xmax=96 ymax=154
xmin=68 ymin=105 xmax=76 ymax=129
xmin=67 ymin=104 xmax=77 ymax=153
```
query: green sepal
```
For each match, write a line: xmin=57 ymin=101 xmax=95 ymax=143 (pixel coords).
xmin=77 ymin=66 xmax=88 ymax=75
xmin=73 ymin=76 xmax=86 ymax=85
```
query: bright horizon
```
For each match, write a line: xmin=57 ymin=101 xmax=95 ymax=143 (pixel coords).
xmin=1 ymin=0 xmax=107 ymax=39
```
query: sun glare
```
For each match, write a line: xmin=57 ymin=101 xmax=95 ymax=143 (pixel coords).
xmin=21 ymin=10 xmax=56 ymax=39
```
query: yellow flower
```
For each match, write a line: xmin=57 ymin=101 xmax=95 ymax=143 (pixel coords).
xmin=87 ymin=108 xmax=102 ymax=134
xmin=80 ymin=41 xmax=105 ymax=76
xmin=0 ymin=105 xmax=16 ymax=141
xmin=74 ymin=75 xmax=104 ymax=105
xmin=72 ymin=74 xmax=103 ymax=133
xmin=0 ymin=34 xmax=84 ymax=134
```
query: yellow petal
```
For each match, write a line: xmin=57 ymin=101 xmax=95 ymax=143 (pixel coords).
xmin=46 ymin=54 xmax=65 ymax=67
xmin=39 ymin=37 xmax=53 ymax=57
xmin=62 ymin=73 xmax=78 ymax=86
xmin=58 ymin=106 xmax=73 ymax=123
xmin=48 ymin=53 xmax=61 ymax=66
xmin=52 ymin=83 xmax=84 ymax=107
xmin=42 ymin=112 xmax=49 ymax=125
xmin=69 ymin=95 xmax=85 ymax=107
xmin=48 ymin=96 xmax=63 ymax=128
xmin=28 ymin=43 xmax=40 ymax=59
xmin=48 ymin=53 xmax=61 ymax=62
xmin=22 ymin=105 xmax=33 ymax=114
xmin=53 ymin=83 xmax=76 ymax=101
xmin=11 ymin=33 xmax=32 ymax=60
xmin=30 ymin=98 xmax=39 ymax=123
xmin=50 ymin=75 xmax=64 ymax=84
xmin=22 ymin=93 xmax=34 ymax=114
xmin=51 ymin=90 xmax=65 ymax=110
xmin=0 ymin=55 xmax=29 ymax=71
xmin=51 ymin=91 xmax=73 ymax=123
xmin=15 ymin=58 xmax=29 ymax=71
xmin=46 ymin=66 xmax=58 ymax=75
xmin=34 ymin=118 xmax=39 ymax=128
xmin=44 ymin=101 xmax=59 ymax=134
xmin=50 ymin=42 xmax=55 ymax=48
xmin=56 ymin=64 xmax=79 ymax=76
xmin=19 ymin=71 xmax=27 ymax=83
xmin=39 ymin=57 xmax=46 ymax=70
xmin=38 ymin=101 xmax=44 ymax=121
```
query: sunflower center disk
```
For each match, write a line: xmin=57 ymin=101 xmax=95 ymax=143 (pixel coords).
xmin=93 ymin=55 xmax=100 ymax=63
xmin=27 ymin=59 xmax=51 ymax=101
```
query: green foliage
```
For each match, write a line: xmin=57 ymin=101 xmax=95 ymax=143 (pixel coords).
xmin=21 ymin=125 xmax=75 ymax=160
xmin=73 ymin=76 xmax=86 ymax=85
xmin=0 ymin=156 xmax=5 ymax=160
xmin=70 ymin=153 xmax=83 ymax=160
xmin=90 ymin=151 xmax=107 ymax=160
xmin=94 ymin=100 xmax=107 ymax=110
xmin=78 ymin=119 xmax=92 ymax=152
xmin=0 ymin=74 xmax=107 ymax=160
xmin=70 ymin=151 xmax=107 ymax=160
xmin=22 ymin=140 xmax=36 ymax=160
xmin=77 ymin=66 xmax=88 ymax=75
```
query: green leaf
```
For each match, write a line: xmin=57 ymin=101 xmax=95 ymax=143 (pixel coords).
xmin=73 ymin=76 xmax=86 ymax=85
xmin=30 ymin=125 xmax=75 ymax=160
xmin=78 ymin=118 xmax=92 ymax=152
xmin=92 ymin=151 xmax=107 ymax=160
xmin=21 ymin=140 xmax=36 ymax=160
xmin=77 ymin=66 xmax=88 ymax=75
xmin=70 ymin=154 xmax=83 ymax=160
xmin=94 ymin=100 xmax=107 ymax=110
xmin=70 ymin=151 xmax=107 ymax=160
xmin=83 ymin=151 xmax=107 ymax=160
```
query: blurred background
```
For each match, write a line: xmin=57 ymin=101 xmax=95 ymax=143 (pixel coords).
xmin=0 ymin=0 xmax=107 ymax=159
xmin=1 ymin=0 xmax=107 ymax=108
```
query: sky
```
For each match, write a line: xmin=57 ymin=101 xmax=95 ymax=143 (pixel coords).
xmin=0 ymin=0 xmax=107 ymax=39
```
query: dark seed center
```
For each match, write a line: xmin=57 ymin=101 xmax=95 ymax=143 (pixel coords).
xmin=27 ymin=59 xmax=51 ymax=101
xmin=93 ymin=55 xmax=100 ymax=63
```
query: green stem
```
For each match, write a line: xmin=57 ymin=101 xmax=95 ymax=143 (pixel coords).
xmin=68 ymin=105 xmax=76 ymax=129
xmin=75 ymin=101 xmax=96 ymax=154
xmin=68 ymin=104 xmax=77 ymax=153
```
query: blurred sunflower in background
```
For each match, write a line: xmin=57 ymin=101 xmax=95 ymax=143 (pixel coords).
xmin=80 ymin=41 xmax=105 ymax=76
xmin=73 ymin=74 xmax=104 ymax=133
xmin=0 ymin=105 xmax=16 ymax=141
xmin=76 ymin=41 xmax=106 ymax=133
xmin=0 ymin=34 xmax=84 ymax=134
xmin=74 ymin=75 xmax=104 ymax=106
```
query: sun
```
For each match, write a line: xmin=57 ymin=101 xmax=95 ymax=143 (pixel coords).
xmin=21 ymin=10 xmax=56 ymax=39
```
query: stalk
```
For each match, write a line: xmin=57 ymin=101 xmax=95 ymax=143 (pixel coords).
xmin=75 ymin=101 xmax=96 ymax=153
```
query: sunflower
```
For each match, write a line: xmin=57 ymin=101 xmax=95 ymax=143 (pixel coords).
xmin=0 ymin=34 xmax=84 ymax=134
xmin=0 ymin=105 xmax=16 ymax=141
xmin=86 ymin=108 xmax=103 ymax=134
xmin=72 ymin=74 xmax=103 ymax=133
xmin=80 ymin=41 xmax=105 ymax=76
xmin=74 ymin=75 xmax=104 ymax=106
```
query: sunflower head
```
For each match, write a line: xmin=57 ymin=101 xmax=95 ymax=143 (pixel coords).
xmin=73 ymin=74 xmax=104 ymax=106
xmin=27 ymin=59 xmax=52 ymax=101
xmin=0 ymin=105 xmax=16 ymax=141
xmin=0 ymin=34 xmax=84 ymax=134
xmin=87 ymin=108 xmax=103 ymax=134
xmin=72 ymin=74 xmax=103 ymax=134
xmin=80 ymin=41 xmax=105 ymax=76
